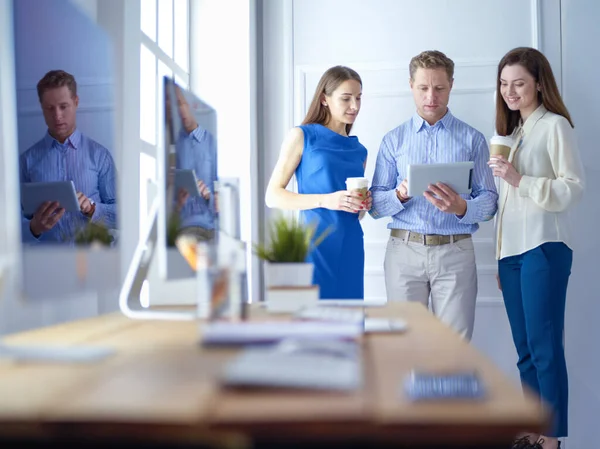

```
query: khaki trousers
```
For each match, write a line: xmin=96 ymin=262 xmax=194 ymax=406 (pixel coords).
xmin=383 ymin=234 xmax=478 ymax=340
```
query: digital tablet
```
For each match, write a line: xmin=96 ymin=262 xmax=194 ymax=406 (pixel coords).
xmin=406 ymin=161 xmax=474 ymax=197
xmin=20 ymin=181 xmax=80 ymax=216
xmin=174 ymin=168 xmax=201 ymax=197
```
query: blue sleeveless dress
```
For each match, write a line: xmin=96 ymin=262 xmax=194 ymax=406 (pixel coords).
xmin=295 ymin=124 xmax=368 ymax=299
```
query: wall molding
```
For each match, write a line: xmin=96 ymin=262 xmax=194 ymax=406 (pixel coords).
xmin=296 ymin=59 xmax=500 ymax=75
xmin=16 ymin=77 xmax=113 ymax=92
xmin=17 ymin=104 xmax=114 ymax=117
xmin=476 ymin=296 xmax=505 ymax=307
xmin=365 ymin=263 xmax=498 ymax=277
xmin=365 ymin=237 xmax=495 ymax=247
xmin=362 ymin=296 xmax=504 ymax=306
xmin=368 ymin=86 xmax=495 ymax=99
xmin=296 ymin=60 xmax=498 ymax=119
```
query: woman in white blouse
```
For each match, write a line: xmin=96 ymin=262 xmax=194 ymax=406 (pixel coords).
xmin=490 ymin=47 xmax=584 ymax=449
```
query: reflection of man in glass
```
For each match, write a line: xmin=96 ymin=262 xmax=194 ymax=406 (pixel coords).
xmin=19 ymin=70 xmax=117 ymax=243
xmin=173 ymin=85 xmax=218 ymax=242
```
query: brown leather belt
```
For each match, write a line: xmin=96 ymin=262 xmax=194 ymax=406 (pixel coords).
xmin=390 ymin=229 xmax=471 ymax=246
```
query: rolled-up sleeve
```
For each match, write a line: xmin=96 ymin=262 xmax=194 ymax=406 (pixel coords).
xmin=369 ymin=137 xmax=405 ymax=219
xmin=92 ymin=150 xmax=117 ymax=228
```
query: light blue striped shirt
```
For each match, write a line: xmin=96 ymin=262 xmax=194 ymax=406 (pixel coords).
xmin=370 ymin=110 xmax=498 ymax=235
xmin=176 ymin=126 xmax=217 ymax=230
xmin=19 ymin=129 xmax=117 ymax=243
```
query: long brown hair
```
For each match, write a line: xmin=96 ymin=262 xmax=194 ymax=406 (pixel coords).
xmin=495 ymin=47 xmax=573 ymax=136
xmin=302 ymin=66 xmax=362 ymax=135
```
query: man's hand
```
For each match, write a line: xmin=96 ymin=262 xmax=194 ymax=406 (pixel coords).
xmin=29 ymin=201 xmax=64 ymax=237
xmin=176 ymin=188 xmax=190 ymax=212
xmin=423 ymin=182 xmax=467 ymax=216
xmin=77 ymin=191 xmax=94 ymax=216
xmin=395 ymin=179 xmax=411 ymax=203
xmin=197 ymin=180 xmax=211 ymax=201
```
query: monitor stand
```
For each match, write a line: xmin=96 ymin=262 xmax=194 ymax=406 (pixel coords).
xmin=119 ymin=178 xmax=243 ymax=321
xmin=119 ymin=196 xmax=197 ymax=321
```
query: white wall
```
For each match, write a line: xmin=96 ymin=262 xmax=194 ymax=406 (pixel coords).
xmin=70 ymin=0 xmax=97 ymax=21
xmin=96 ymin=0 xmax=140 ymax=290
xmin=257 ymin=0 xmax=293 ymax=286
xmin=13 ymin=0 xmax=114 ymax=155
xmin=189 ymin=0 xmax=259 ymax=302
xmin=0 ymin=0 xmax=23 ymax=322
xmin=561 ymin=0 xmax=600 ymax=445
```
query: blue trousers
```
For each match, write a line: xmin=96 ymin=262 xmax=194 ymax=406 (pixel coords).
xmin=498 ymin=242 xmax=571 ymax=438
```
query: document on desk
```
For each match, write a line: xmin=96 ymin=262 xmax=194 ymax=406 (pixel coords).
xmin=403 ymin=370 xmax=487 ymax=401
xmin=202 ymin=321 xmax=362 ymax=346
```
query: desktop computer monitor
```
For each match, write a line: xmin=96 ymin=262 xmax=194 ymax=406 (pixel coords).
xmin=119 ymin=77 xmax=242 ymax=320
xmin=159 ymin=77 xmax=218 ymax=280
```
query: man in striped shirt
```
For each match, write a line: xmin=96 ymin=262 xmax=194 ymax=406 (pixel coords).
xmin=369 ymin=51 xmax=498 ymax=340
xmin=19 ymin=70 xmax=117 ymax=244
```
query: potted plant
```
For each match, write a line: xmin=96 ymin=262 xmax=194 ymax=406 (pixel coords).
xmin=253 ymin=213 xmax=331 ymax=288
xmin=73 ymin=221 xmax=114 ymax=247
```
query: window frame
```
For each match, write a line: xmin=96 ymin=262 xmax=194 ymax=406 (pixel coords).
xmin=138 ymin=0 xmax=190 ymax=234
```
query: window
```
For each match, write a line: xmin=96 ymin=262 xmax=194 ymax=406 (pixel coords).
xmin=139 ymin=0 xmax=189 ymax=234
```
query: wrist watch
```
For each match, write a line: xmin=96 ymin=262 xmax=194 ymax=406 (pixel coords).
xmin=85 ymin=200 xmax=96 ymax=218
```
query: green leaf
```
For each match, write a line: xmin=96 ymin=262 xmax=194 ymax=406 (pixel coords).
xmin=251 ymin=213 xmax=332 ymax=263
xmin=73 ymin=220 xmax=113 ymax=246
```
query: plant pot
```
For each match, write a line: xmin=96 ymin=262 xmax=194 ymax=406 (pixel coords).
xmin=21 ymin=246 xmax=120 ymax=299
xmin=264 ymin=262 xmax=314 ymax=288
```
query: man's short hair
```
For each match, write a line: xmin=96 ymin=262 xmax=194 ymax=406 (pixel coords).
xmin=409 ymin=50 xmax=455 ymax=82
xmin=36 ymin=70 xmax=77 ymax=102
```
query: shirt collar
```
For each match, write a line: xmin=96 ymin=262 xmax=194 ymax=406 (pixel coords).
xmin=44 ymin=128 xmax=81 ymax=150
xmin=412 ymin=109 xmax=454 ymax=132
xmin=520 ymin=104 xmax=548 ymax=136
xmin=189 ymin=126 xmax=206 ymax=143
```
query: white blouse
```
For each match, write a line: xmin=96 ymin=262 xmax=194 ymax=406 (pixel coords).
xmin=496 ymin=104 xmax=585 ymax=260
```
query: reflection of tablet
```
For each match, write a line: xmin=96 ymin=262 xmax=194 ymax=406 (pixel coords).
xmin=20 ymin=181 xmax=80 ymax=216
xmin=174 ymin=169 xmax=201 ymax=197
xmin=406 ymin=161 xmax=474 ymax=197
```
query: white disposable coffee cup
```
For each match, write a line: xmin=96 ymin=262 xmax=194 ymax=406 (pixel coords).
xmin=345 ymin=177 xmax=369 ymax=193
xmin=489 ymin=135 xmax=514 ymax=167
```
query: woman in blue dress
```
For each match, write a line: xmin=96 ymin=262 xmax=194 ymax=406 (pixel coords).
xmin=265 ymin=66 xmax=371 ymax=299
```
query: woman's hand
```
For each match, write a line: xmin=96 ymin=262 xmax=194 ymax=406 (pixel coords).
xmin=488 ymin=155 xmax=522 ymax=187
xmin=324 ymin=190 xmax=368 ymax=213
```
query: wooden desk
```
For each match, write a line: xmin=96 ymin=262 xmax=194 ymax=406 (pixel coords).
xmin=0 ymin=302 xmax=548 ymax=448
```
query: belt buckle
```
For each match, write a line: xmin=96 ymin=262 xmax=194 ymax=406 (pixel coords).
xmin=428 ymin=235 xmax=442 ymax=246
